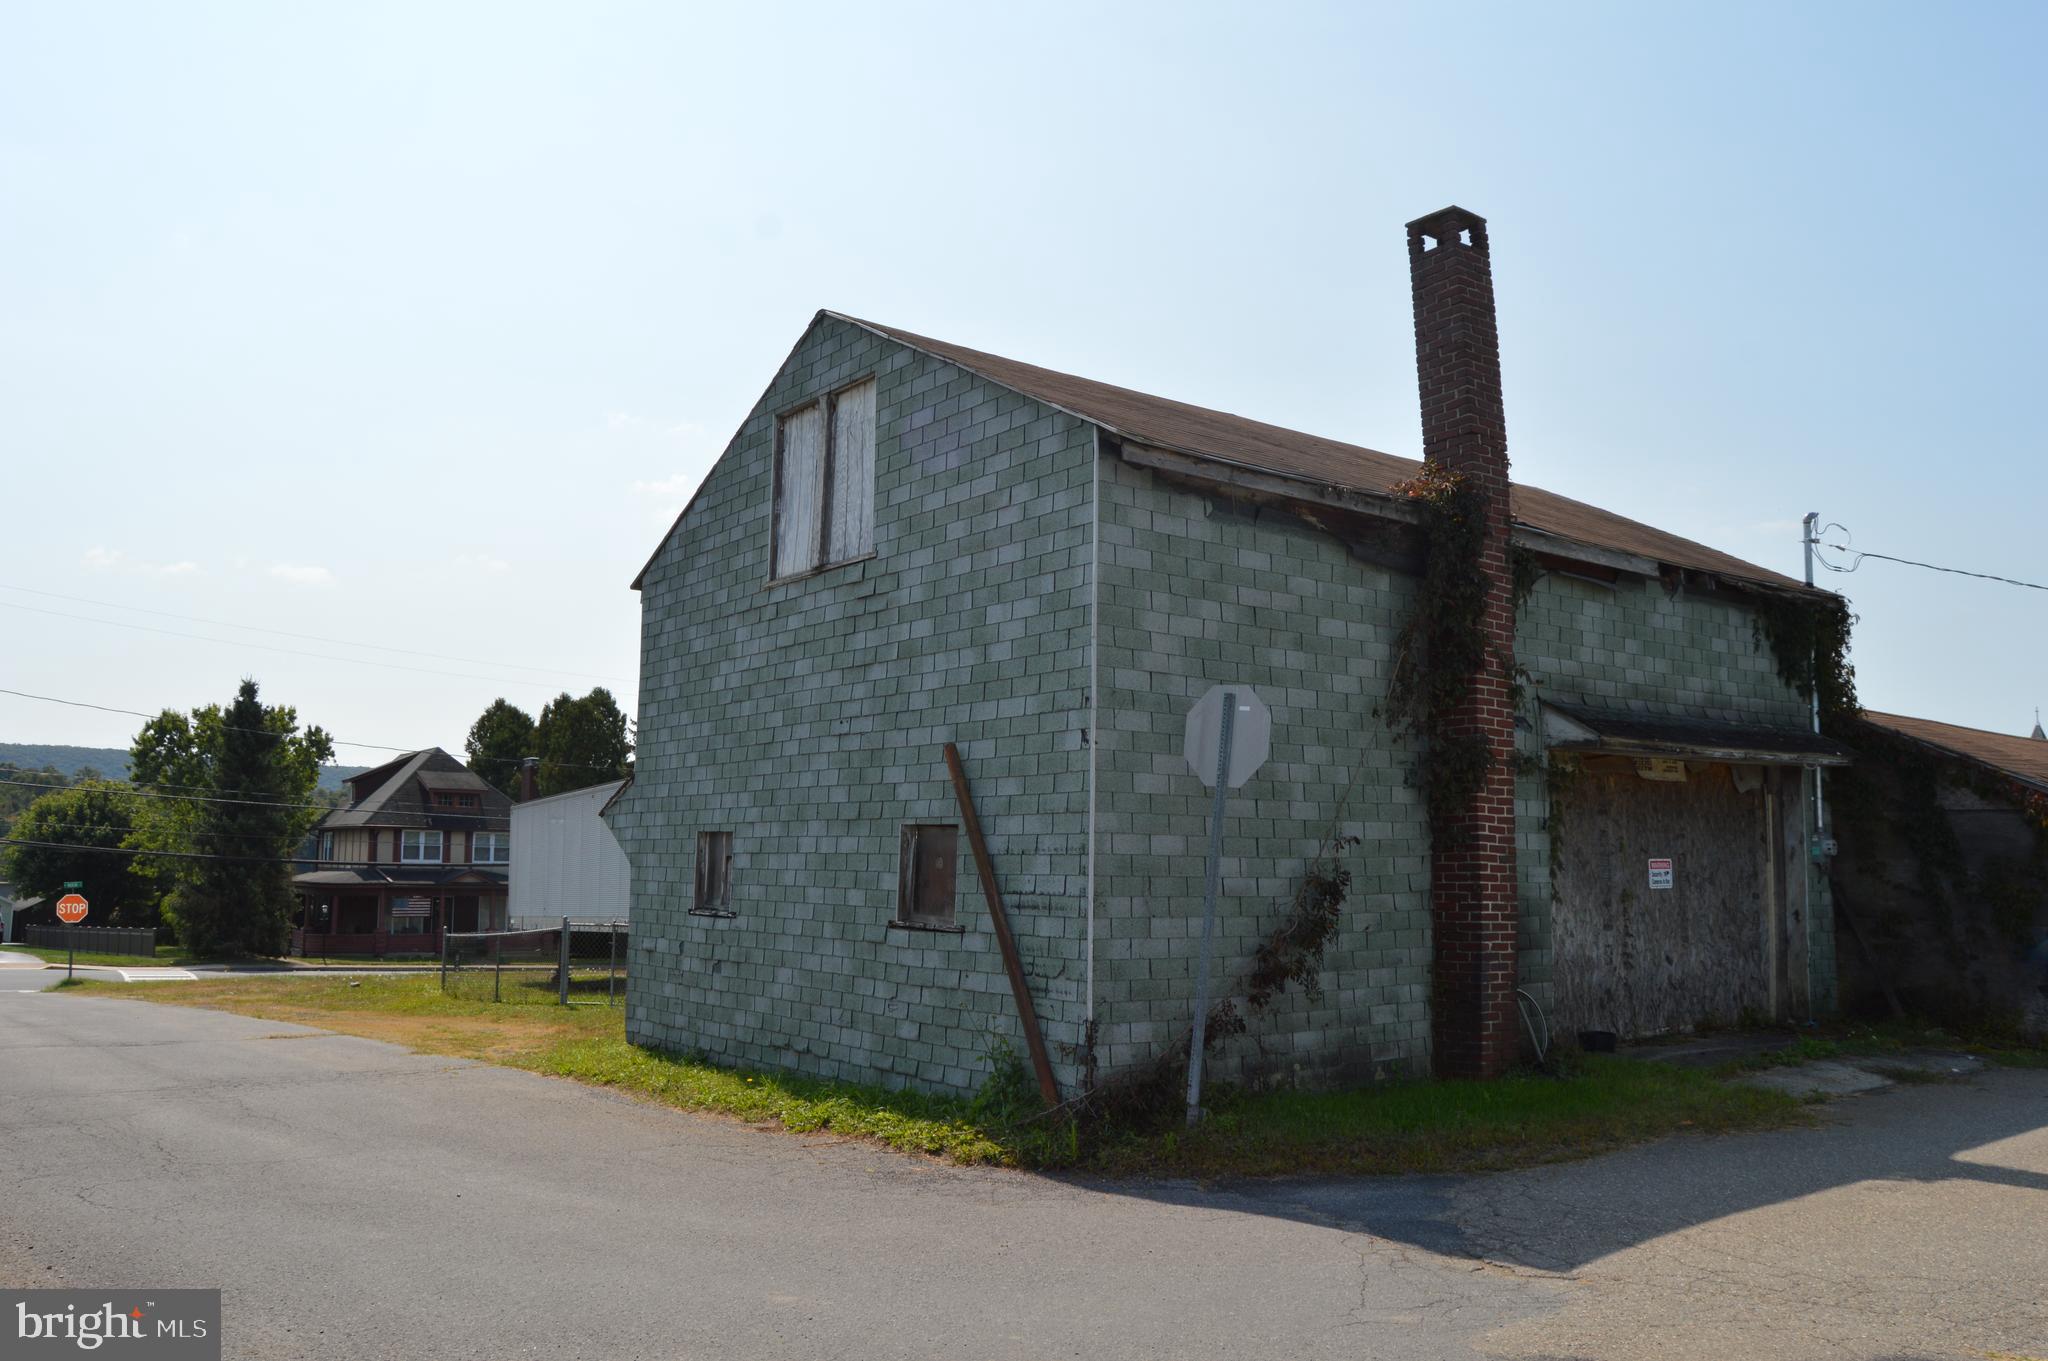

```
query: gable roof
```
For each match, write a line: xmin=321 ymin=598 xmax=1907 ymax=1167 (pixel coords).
xmin=324 ymin=748 xmax=511 ymax=829
xmin=1859 ymin=711 xmax=2048 ymax=794
xmin=832 ymin=314 xmax=1810 ymax=592
xmin=634 ymin=310 xmax=1816 ymax=593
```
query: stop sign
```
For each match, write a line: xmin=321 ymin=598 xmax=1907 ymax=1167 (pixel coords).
xmin=1182 ymin=684 xmax=1272 ymax=789
xmin=56 ymin=893 xmax=88 ymax=924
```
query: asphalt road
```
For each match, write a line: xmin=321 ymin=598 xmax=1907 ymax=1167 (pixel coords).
xmin=2 ymin=985 xmax=2044 ymax=1360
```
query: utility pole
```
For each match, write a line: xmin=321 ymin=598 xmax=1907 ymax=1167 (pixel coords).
xmin=1802 ymin=513 xmax=1827 ymax=833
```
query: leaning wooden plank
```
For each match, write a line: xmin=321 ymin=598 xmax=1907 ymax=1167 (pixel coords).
xmin=942 ymin=742 xmax=1062 ymax=1111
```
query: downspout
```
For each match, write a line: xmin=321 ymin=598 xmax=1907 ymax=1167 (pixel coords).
xmin=1085 ymin=426 xmax=1101 ymax=1029
xmin=1802 ymin=513 xmax=1826 ymax=832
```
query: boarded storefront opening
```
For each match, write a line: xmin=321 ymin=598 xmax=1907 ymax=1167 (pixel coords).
xmin=1550 ymin=758 xmax=1814 ymax=1039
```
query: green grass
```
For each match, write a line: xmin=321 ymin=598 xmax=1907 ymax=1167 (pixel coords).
xmin=3 ymin=943 xmax=196 ymax=968
xmin=1089 ymin=1055 xmax=1805 ymax=1176
xmin=66 ymin=973 xmax=1809 ymax=1176
xmin=4 ymin=943 xmax=447 ymax=970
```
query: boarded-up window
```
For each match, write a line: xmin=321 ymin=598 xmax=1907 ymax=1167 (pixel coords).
xmin=694 ymin=830 xmax=734 ymax=913
xmin=772 ymin=377 xmax=875 ymax=578
xmin=828 ymin=379 xmax=875 ymax=562
xmin=773 ymin=403 xmax=825 ymax=577
xmin=897 ymin=824 xmax=958 ymax=927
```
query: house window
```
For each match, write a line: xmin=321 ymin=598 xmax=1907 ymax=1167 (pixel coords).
xmin=693 ymin=831 xmax=734 ymax=914
xmin=896 ymin=824 xmax=959 ymax=928
xmin=472 ymin=832 xmax=509 ymax=864
xmin=400 ymin=829 xmax=444 ymax=863
xmin=317 ymin=832 xmax=335 ymax=861
xmin=771 ymin=376 xmax=876 ymax=579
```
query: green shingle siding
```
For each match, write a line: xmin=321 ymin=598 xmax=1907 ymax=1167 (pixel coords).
xmin=1091 ymin=459 xmax=1433 ymax=1085
xmin=610 ymin=318 xmax=1094 ymax=1094
xmin=614 ymin=316 xmax=1832 ymax=1098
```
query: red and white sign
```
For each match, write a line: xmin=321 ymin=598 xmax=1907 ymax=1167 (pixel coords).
xmin=55 ymin=893 xmax=90 ymax=924
xmin=1647 ymin=859 xmax=1674 ymax=891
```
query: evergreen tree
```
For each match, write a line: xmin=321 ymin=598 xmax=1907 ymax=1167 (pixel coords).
xmin=130 ymin=680 xmax=333 ymax=956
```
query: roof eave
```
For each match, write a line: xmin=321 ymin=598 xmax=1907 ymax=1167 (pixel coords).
xmin=1120 ymin=438 xmax=1833 ymax=597
xmin=1855 ymin=714 xmax=2048 ymax=797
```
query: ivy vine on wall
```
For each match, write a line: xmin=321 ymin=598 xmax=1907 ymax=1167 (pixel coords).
xmin=1378 ymin=465 xmax=1515 ymax=841
xmin=1750 ymin=589 xmax=1860 ymax=729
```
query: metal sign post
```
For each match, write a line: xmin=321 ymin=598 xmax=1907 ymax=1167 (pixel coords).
xmin=55 ymin=893 xmax=89 ymax=980
xmin=558 ymin=916 xmax=572 ymax=1006
xmin=1186 ymin=695 xmax=1235 ymax=1128
xmin=1181 ymin=684 xmax=1272 ymax=1128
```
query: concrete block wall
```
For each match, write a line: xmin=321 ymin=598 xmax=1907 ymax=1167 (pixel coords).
xmin=1091 ymin=456 xmax=1434 ymax=1087
xmin=1517 ymin=573 xmax=1806 ymax=727
xmin=609 ymin=316 xmax=1095 ymax=1095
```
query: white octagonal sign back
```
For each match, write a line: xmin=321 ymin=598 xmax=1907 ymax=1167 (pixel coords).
xmin=1183 ymin=684 xmax=1272 ymax=789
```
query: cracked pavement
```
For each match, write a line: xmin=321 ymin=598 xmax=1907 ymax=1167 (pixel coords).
xmin=3 ymin=985 xmax=2044 ymax=1360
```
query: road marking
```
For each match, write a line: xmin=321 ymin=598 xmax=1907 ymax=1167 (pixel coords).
xmin=114 ymin=968 xmax=200 ymax=982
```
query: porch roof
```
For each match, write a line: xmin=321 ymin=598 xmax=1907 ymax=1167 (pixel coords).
xmin=295 ymin=867 xmax=509 ymax=890
xmin=1541 ymin=701 xmax=1853 ymax=767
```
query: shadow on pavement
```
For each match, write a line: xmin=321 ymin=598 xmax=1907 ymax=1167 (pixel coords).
xmin=1078 ymin=1068 xmax=2048 ymax=1271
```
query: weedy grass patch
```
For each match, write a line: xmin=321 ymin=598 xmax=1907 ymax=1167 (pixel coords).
xmin=71 ymin=974 xmax=1805 ymax=1177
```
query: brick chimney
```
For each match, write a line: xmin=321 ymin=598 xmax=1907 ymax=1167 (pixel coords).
xmin=518 ymin=756 xmax=539 ymax=803
xmin=1406 ymin=205 xmax=1520 ymax=1080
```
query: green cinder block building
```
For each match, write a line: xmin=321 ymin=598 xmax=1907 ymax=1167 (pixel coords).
xmin=608 ymin=208 xmax=1848 ymax=1098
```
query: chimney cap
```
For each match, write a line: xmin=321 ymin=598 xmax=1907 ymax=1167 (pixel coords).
xmin=1405 ymin=204 xmax=1487 ymax=231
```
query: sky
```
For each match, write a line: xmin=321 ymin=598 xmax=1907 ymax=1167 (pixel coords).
xmin=2 ymin=0 xmax=2043 ymax=765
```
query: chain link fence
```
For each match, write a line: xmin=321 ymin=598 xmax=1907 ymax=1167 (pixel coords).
xmin=440 ymin=919 xmax=627 ymax=1005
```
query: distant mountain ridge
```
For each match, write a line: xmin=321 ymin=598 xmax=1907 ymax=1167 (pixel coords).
xmin=0 ymin=743 xmax=367 ymax=792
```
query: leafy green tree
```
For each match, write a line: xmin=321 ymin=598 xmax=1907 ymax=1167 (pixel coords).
xmin=128 ymin=680 xmax=334 ymax=956
xmin=534 ymin=687 xmax=632 ymax=797
xmin=464 ymin=698 xmax=537 ymax=799
xmin=2 ymin=782 xmax=153 ymax=926
xmin=0 ymin=763 xmax=70 ymax=840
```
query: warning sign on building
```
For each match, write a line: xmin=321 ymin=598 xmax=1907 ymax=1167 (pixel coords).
xmin=1647 ymin=858 xmax=1674 ymax=891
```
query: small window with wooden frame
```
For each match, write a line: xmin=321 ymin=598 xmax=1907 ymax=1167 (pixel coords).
xmin=770 ymin=376 xmax=876 ymax=581
xmin=894 ymin=824 xmax=960 ymax=931
xmin=693 ymin=830 xmax=735 ymax=916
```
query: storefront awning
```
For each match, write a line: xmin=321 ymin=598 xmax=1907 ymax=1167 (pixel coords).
xmin=1541 ymin=701 xmax=1852 ymax=767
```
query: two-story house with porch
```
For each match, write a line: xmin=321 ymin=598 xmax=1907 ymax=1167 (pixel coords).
xmin=294 ymin=748 xmax=513 ymax=956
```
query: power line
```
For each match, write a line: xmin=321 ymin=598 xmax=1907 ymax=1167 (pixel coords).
xmin=18 ymin=817 xmax=511 ymax=854
xmin=0 ymin=582 xmax=629 ymax=686
xmin=1 ymin=836 xmax=504 ymax=870
xmin=3 ymin=836 xmax=292 ymax=865
xmin=0 ymin=686 xmax=633 ymax=772
xmin=0 ymin=777 xmax=512 ymax=823
xmin=0 ymin=598 xmax=611 ymax=694
xmin=1817 ymin=542 xmax=2048 ymax=594
xmin=0 ymin=687 xmax=409 ymax=753
xmin=24 ymin=818 xmax=327 ymax=845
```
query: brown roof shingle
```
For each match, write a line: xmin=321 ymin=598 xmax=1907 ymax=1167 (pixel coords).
xmin=1858 ymin=711 xmax=2048 ymax=793
xmin=833 ymin=313 xmax=1812 ymax=593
